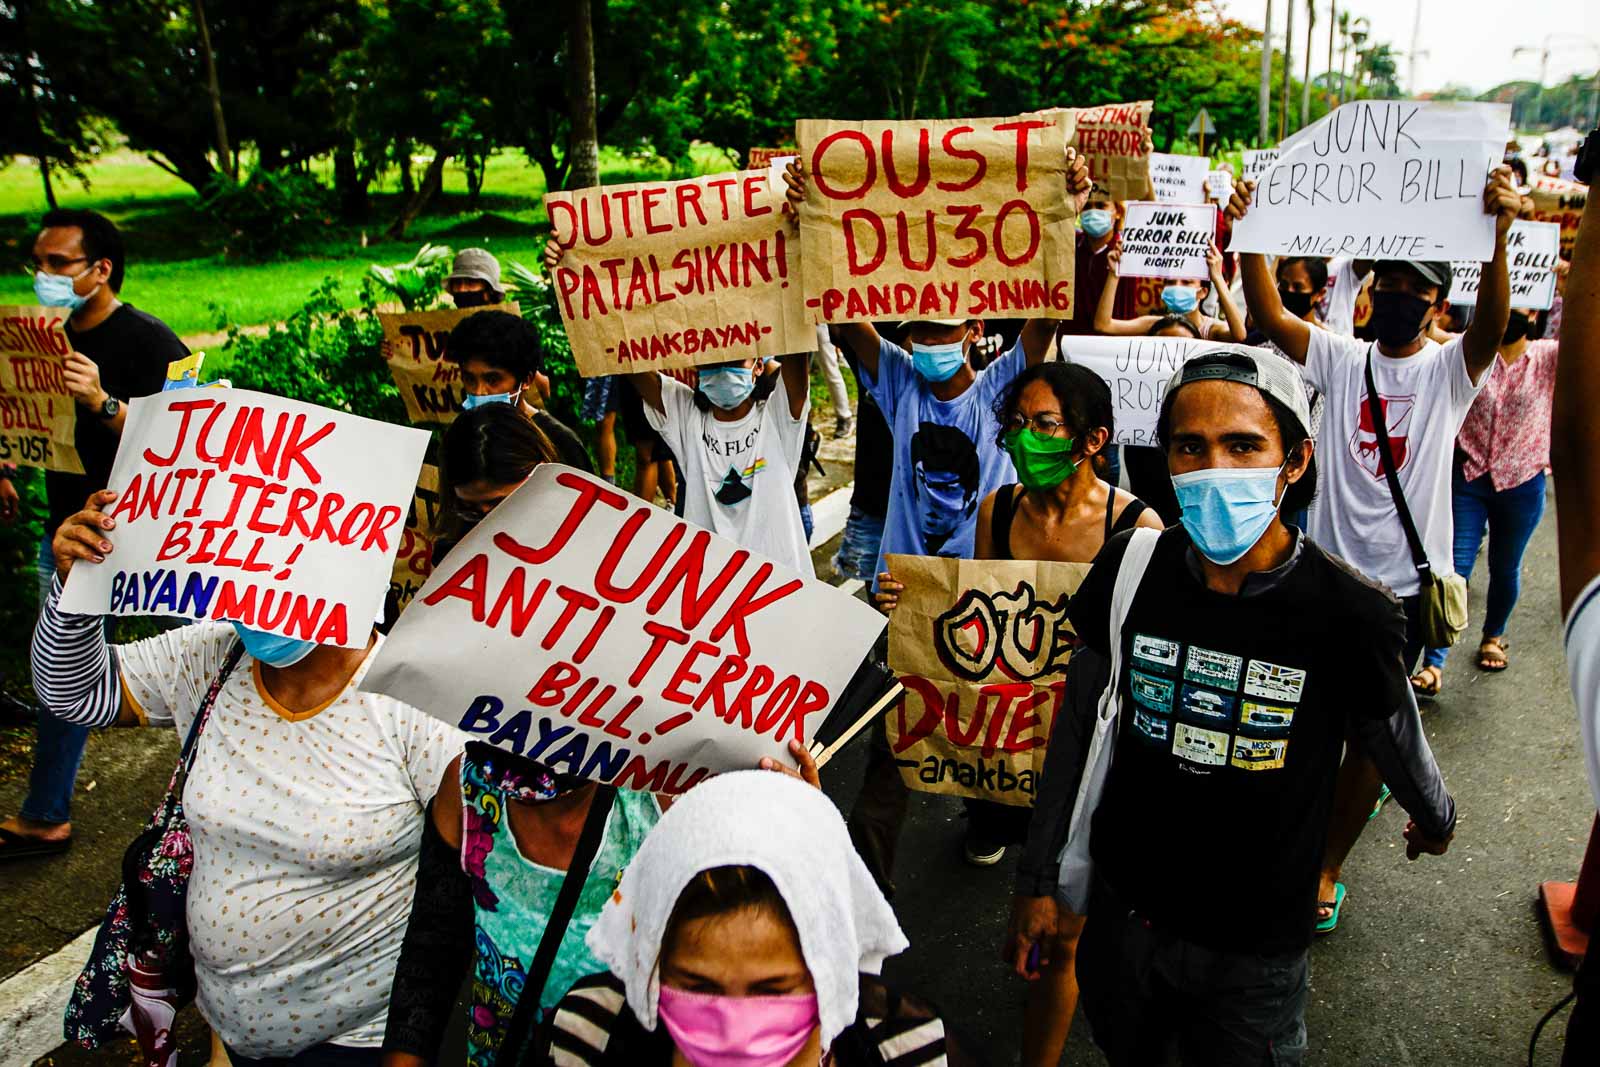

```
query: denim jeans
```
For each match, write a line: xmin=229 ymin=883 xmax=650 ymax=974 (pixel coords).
xmin=831 ymin=506 xmax=885 ymax=583
xmin=22 ymin=535 xmax=90 ymax=826
xmin=799 ymin=501 xmax=814 ymax=542
xmin=1423 ymin=470 xmax=1546 ymax=669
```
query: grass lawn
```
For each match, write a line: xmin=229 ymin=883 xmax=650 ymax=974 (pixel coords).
xmin=0 ymin=144 xmax=742 ymax=337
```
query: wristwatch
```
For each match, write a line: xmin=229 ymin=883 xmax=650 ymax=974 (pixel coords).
xmin=98 ymin=396 xmax=120 ymax=420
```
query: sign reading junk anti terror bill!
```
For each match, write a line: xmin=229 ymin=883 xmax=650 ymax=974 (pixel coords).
xmin=363 ymin=465 xmax=887 ymax=794
xmin=0 ymin=305 xmax=83 ymax=474
xmin=59 ymin=390 xmax=429 ymax=646
xmin=796 ymin=113 xmax=1077 ymax=324
xmin=1229 ymin=100 xmax=1510 ymax=262
xmin=1450 ymin=219 xmax=1560 ymax=310
xmin=380 ymin=303 xmax=522 ymax=426
xmin=545 ymin=172 xmax=812 ymax=379
xmin=885 ymin=554 xmax=1087 ymax=806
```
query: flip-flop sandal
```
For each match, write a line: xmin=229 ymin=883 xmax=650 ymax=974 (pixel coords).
xmin=1477 ymin=638 xmax=1509 ymax=672
xmin=1410 ymin=666 xmax=1443 ymax=698
xmin=0 ymin=826 xmax=72 ymax=863
xmin=1315 ymin=882 xmax=1346 ymax=936
xmin=1368 ymin=785 xmax=1392 ymax=822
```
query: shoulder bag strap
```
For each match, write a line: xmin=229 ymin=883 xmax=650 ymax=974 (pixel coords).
xmin=173 ymin=641 xmax=246 ymax=800
xmin=502 ymin=784 xmax=619 ymax=1065
xmin=1363 ymin=351 xmax=1432 ymax=580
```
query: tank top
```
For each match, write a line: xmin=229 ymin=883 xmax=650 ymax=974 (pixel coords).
xmin=989 ymin=482 xmax=1148 ymax=561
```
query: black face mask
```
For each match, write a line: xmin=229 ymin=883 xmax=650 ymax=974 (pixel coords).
xmin=452 ymin=289 xmax=494 ymax=308
xmin=1501 ymin=314 xmax=1534 ymax=346
xmin=1279 ymin=288 xmax=1316 ymax=318
xmin=1369 ymin=290 xmax=1433 ymax=348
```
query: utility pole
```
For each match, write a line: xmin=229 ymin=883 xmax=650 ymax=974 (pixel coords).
xmin=1301 ymin=1 xmax=1316 ymax=128
xmin=1407 ymin=0 xmax=1425 ymax=95
xmin=1259 ymin=0 xmax=1275 ymax=145
xmin=1281 ymin=0 xmax=1295 ymax=139
xmin=1327 ymin=1 xmax=1338 ymax=110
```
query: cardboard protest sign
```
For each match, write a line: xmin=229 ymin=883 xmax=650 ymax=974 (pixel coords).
xmin=1242 ymin=148 xmax=1280 ymax=182
xmin=1229 ymin=101 xmax=1510 ymax=261
xmin=391 ymin=464 xmax=441 ymax=615
xmin=1528 ymin=174 xmax=1586 ymax=259
xmin=1149 ymin=153 xmax=1208 ymax=203
xmin=884 ymin=554 xmax=1087 ymax=806
xmin=1449 ymin=219 xmax=1559 ymax=310
xmin=796 ymin=113 xmax=1077 ymax=323
xmin=1059 ymin=334 xmax=1235 ymax=445
xmin=59 ymin=390 xmax=429 ymax=647
xmin=362 ymin=465 xmax=887 ymax=793
xmin=1118 ymin=202 xmax=1218 ymax=280
xmin=1206 ymin=170 xmax=1234 ymax=201
xmin=0 ymin=306 xmax=83 ymax=474
xmin=546 ymin=173 xmax=809 ymax=378
xmin=1069 ymin=100 xmax=1153 ymax=202
xmin=747 ymin=147 xmax=792 ymax=170
xmin=380 ymin=304 xmax=521 ymax=426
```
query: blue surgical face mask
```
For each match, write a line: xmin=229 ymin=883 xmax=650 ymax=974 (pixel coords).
xmin=1161 ymin=285 xmax=1199 ymax=315
xmin=34 ymin=267 xmax=98 ymax=311
xmin=1171 ymin=463 xmax=1286 ymax=565
xmin=910 ymin=340 xmax=967 ymax=382
xmin=231 ymin=622 xmax=318 ymax=668
xmin=461 ymin=388 xmax=521 ymax=411
xmin=1080 ymin=208 xmax=1114 ymax=238
xmin=699 ymin=366 xmax=756 ymax=410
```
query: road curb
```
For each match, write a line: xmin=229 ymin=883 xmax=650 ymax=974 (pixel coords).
xmin=0 ymin=927 xmax=95 ymax=1067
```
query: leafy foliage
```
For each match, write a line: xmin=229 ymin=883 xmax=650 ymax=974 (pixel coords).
xmin=199 ymin=167 xmax=337 ymax=261
xmin=504 ymin=259 xmax=585 ymax=430
xmin=367 ymin=243 xmax=454 ymax=311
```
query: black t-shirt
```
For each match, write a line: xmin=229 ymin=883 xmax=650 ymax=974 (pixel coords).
xmin=530 ymin=408 xmax=594 ymax=473
xmin=1067 ymin=526 xmax=1409 ymax=955
xmin=46 ymin=304 xmax=186 ymax=534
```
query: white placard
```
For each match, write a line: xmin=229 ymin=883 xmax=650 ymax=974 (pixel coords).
xmin=1149 ymin=153 xmax=1209 ymax=203
xmin=362 ymin=465 xmax=887 ymax=793
xmin=1118 ymin=202 xmax=1218 ymax=281
xmin=1229 ymin=101 xmax=1509 ymax=261
xmin=1450 ymin=219 xmax=1560 ymax=309
xmin=1206 ymin=170 xmax=1234 ymax=201
xmin=59 ymin=390 xmax=429 ymax=647
xmin=1058 ymin=335 xmax=1254 ymax=445
xmin=1242 ymin=148 xmax=1280 ymax=182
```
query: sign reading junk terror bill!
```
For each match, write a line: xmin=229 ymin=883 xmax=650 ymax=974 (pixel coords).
xmin=0 ymin=305 xmax=83 ymax=474
xmin=885 ymin=554 xmax=1088 ymax=806
xmin=364 ymin=465 xmax=887 ymax=794
xmin=544 ymin=172 xmax=813 ymax=378
xmin=796 ymin=113 xmax=1077 ymax=324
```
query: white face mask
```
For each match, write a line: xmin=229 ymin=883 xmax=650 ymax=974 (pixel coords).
xmin=34 ymin=265 xmax=100 ymax=311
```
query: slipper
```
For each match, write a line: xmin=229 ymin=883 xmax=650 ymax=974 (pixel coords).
xmin=1410 ymin=666 xmax=1443 ymax=698
xmin=0 ymin=826 xmax=72 ymax=863
xmin=1315 ymin=882 xmax=1346 ymax=936
xmin=1477 ymin=637 xmax=1509 ymax=673
xmin=1369 ymin=784 xmax=1392 ymax=822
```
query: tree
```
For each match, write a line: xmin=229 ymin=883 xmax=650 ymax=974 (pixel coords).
xmin=0 ymin=0 xmax=107 ymax=207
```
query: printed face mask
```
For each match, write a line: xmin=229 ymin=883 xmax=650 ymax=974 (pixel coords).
xmin=461 ymin=388 xmax=522 ymax=411
xmin=1278 ymin=288 xmax=1315 ymax=318
xmin=1171 ymin=462 xmax=1286 ymax=565
xmin=231 ymin=623 xmax=317 ymax=668
xmin=1160 ymin=285 xmax=1199 ymax=315
xmin=699 ymin=366 xmax=757 ymax=410
xmin=910 ymin=340 xmax=967 ymax=382
xmin=34 ymin=266 xmax=98 ymax=311
xmin=656 ymin=985 xmax=819 ymax=1067
xmin=1080 ymin=208 xmax=1114 ymax=238
xmin=1004 ymin=428 xmax=1078 ymax=491
xmin=1368 ymin=289 xmax=1433 ymax=348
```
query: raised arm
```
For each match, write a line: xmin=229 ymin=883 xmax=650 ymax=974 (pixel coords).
xmin=779 ymin=351 xmax=813 ymax=419
xmin=628 ymin=370 xmax=664 ymax=414
xmin=782 ymin=159 xmax=884 ymax=378
xmin=1460 ymin=165 xmax=1522 ymax=384
xmin=1552 ymin=143 xmax=1600 ymax=615
xmin=1208 ymin=243 xmax=1248 ymax=342
xmin=1224 ymin=180 xmax=1310 ymax=363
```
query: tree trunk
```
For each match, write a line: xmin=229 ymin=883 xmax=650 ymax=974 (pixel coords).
xmin=334 ymin=142 xmax=368 ymax=220
xmin=193 ymin=0 xmax=235 ymax=180
xmin=399 ymin=142 xmax=415 ymax=197
xmin=465 ymin=153 xmax=485 ymax=209
xmin=565 ymin=0 xmax=600 ymax=190
xmin=386 ymin=146 xmax=452 ymax=239
xmin=527 ymin=143 xmax=567 ymax=196
xmin=39 ymin=155 xmax=57 ymax=209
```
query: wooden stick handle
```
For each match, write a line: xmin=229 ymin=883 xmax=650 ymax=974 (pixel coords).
xmin=811 ymin=683 xmax=904 ymax=769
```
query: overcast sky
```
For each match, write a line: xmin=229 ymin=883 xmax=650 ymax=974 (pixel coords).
xmin=1218 ymin=0 xmax=1597 ymax=95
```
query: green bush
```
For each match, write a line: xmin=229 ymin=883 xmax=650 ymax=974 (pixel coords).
xmin=200 ymin=167 xmax=337 ymax=261
xmin=0 ymin=466 xmax=47 ymax=700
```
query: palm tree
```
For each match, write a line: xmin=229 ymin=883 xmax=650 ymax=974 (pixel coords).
xmin=1359 ymin=43 xmax=1401 ymax=98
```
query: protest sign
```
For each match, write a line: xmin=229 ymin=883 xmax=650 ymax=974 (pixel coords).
xmin=362 ymin=465 xmax=887 ymax=793
xmin=1229 ymin=101 xmax=1509 ymax=261
xmin=1058 ymin=334 xmax=1232 ymax=444
xmin=747 ymin=147 xmax=792 ymax=170
xmin=1069 ymin=100 xmax=1153 ymax=201
xmin=1117 ymin=202 xmax=1218 ymax=280
xmin=545 ymin=172 xmax=810 ymax=378
xmin=1242 ymin=148 xmax=1280 ymax=182
xmin=1206 ymin=170 xmax=1234 ymax=201
xmin=380 ymin=304 xmax=521 ymax=426
xmin=796 ymin=113 xmax=1076 ymax=323
xmin=1449 ymin=219 xmax=1559 ymax=310
xmin=884 ymin=554 xmax=1087 ymax=806
xmin=1149 ymin=153 xmax=1208 ymax=203
xmin=59 ymin=390 xmax=429 ymax=647
xmin=391 ymin=464 xmax=440 ymax=615
xmin=1528 ymin=174 xmax=1586 ymax=259
xmin=0 ymin=305 xmax=83 ymax=474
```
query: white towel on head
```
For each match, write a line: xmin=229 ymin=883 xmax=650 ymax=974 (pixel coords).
xmin=585 ymin=771 xmax=908 ymax=1050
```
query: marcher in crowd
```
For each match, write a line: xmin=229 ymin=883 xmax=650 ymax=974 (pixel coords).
xmin=1 ymin=209 xmax=187 ymax=864
xmin=448 ymin=309 xmax=590 ymax=471
xmin=1094 ymin=241 xmax=1247 ymax=342
xmin=816 ymin=322 xmax=855 ymax=437
xmin=1229 ymin=165 xmax=1519 ymax=933
xmin=445 ymin=248 xmax=507 ymax=309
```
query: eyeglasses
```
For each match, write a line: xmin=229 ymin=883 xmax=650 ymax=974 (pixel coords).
xmin=1005 ymin=413 xmax=1070 ymax=437
xmin=24 ymin=255 xmax=89 ymax=276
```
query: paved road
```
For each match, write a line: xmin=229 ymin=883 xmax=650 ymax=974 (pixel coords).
xmin=6 ymin=488 xmax=1592 ymax=1065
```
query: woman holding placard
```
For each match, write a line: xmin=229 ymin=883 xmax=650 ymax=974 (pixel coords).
xmin=1093 ymin=240 xmax=1247 ymax=343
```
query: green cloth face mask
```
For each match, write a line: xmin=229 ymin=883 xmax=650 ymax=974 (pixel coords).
xmin=1005 ymin=428 xmax=1078 ymax=491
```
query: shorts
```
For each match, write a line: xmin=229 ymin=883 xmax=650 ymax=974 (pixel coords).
xmin=581 ymin=375 xmax=620 ymax=421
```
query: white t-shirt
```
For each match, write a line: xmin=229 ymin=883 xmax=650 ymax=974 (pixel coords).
xmin=118 ymin=625 xmax=464 ymax=1057
xmin=1564 ymin=575 xmax=1600 ymax=814
xmin=1303 ymin=331 xmax=1490 ymax=597
xmin=1322 ymin=257 xmax=1369 ymax=337
xmin=645 ymin=376 xmax=814 ymax=577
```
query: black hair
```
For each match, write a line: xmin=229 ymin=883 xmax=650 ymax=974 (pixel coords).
xmin=447 ymin=310 xmax=543 ymax=380
xmin=910 ymin=421 xmax=981 ymax=495
xmin=1509 ymin=157 xmax=1529 ymax=184
xmin=662 ymin=865 xmax=797 ymax=957
xmin=1147 ymin=315 xmax=1201 ymax=338
xmin=437 ymin=403 xmax=560 ymax=541
xmin=690 ymin=361 xmax=779 ymax=412
xmin=992 ymin=361 xmax=1114 ymax=457
xmin=1275 ymin=256 xmax=1329 ymax=292
xmin=40 ymin=208 xmax=125 ymax=292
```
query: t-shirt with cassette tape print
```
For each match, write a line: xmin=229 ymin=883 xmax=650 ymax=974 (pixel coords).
xmin=1068 ymin=525 xmax=1431 ymax=955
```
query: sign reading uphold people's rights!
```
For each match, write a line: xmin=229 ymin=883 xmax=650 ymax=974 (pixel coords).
xmin=1117 ymin=202 xmax=1217 ymax=280
xmin=885 ymin=554 xmax=1087 ymax=806
xmin=363 ymin=465 xmax=887 ymax=793
xmin=0 ymin=305 xmax=83 ymax=474
xmin=545 ymin=172 xmax=811 ymax=378
xmin=380 ymin=304 xmax=521 ymax=426
xmin=1229 ymin=100 xmax=1510 ymax=261
xmin=1450 ymin=219 xmax=1560 ymax=310
xmin=59 ymin=390 xmax=429 ymax=646
xmin=796 ymin=113 xmax=1077 ymax=324
xmin=1059 ymin=334 xmax=1222 ymax=445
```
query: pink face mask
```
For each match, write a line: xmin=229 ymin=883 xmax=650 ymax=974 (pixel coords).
xmin=656 ymin=984 xmax=820 ymax=1067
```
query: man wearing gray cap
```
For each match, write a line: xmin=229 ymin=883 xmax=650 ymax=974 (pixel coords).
xmin=445 ymin=247 xmax=505 ymax=308
xmin=1226 ymin=165 xmax=1520 ymax=933
xmin=1053 ymin=346 xmax=1454 ymax=1064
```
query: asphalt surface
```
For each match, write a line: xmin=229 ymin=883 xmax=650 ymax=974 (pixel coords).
xmin=4 ymin=484 xmax=1592 ymax=1066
